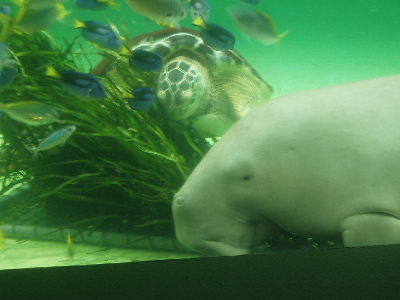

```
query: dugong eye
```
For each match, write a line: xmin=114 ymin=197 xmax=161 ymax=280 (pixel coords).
xmin=242 ymin=175 xmax=252 ymax=181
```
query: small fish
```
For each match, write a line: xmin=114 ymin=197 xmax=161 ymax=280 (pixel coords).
xmin=25 ymin=0 xmax=67 ymax=10
xmin=0 ymin=42 xmax=18 ymax=73
xmin=17 ymin=4 xmax=68 ymax=34
xmin=237 ymin=0 xmax=260 ymax=5
xmin=74 ymin=20 xmax=123 ymax=51
xmin=0 ymin=5 xmax=12 ymax=41
xmin=188 ymin=0 xmax=210 ymax=21
xmin=46 ymin=66 xmax=107 ymax=100
xmin=0 ymin=101 xmax=60 ymax=125
xmin=0 ymin=4 xmax=10 ymax=31
xmin=0 ymin=42 xmax=18 ymax=89
xmin=192 ymin=15 xmax=235 ymax=51
xmin=120 ymin=48 xmax=163 ymax=72
xmin=124 ymin=0 xmax=187 ymax=28
xmin=0 ymin=4 xmax=11 ymax=17
xmin=123 ymin=87 xmax=156 ymax=111
xmin=74 ymin=0 xmax=118 ymax=10
xmin=0 ymin=66 xmax=17 ymax=90
xmin=227 ymin=6 xmax=289 ymax=45
xmin=67 ymin=232 xmax=75 ymax=258
xmin=0 ymin=227 xmax=4 ymax=250
xmin=26 ymin=125 xmax=76 ymax=159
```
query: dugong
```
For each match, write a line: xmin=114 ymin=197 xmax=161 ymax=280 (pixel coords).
xmin=172 ymin=75 xmax=400 ymax=256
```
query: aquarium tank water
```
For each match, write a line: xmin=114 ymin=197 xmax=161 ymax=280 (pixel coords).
xmin=0 ymin=0 xmax=399 ymax=269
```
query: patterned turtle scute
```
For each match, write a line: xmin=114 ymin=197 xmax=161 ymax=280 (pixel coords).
xmin=158 ymin=56 xmax=210 ymax=120
xmin=93 ymin=27 xmax=273 ymax=137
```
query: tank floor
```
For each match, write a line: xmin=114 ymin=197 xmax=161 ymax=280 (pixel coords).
xmin=0 ymin=238 xmax=200 ymax=270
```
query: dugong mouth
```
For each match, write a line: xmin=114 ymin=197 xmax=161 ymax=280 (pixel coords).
xmin=173 ymin=193 xmax=270 ymax=256
xmin=197 ymin=240 xmax=251 ymax=256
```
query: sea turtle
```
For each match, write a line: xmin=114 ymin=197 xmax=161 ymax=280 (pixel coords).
xmin=92 ymin=27 xmax=273 ymax=137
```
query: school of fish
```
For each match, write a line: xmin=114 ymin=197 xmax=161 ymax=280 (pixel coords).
xmin=0 ymin=0 xmax=285 ymax=161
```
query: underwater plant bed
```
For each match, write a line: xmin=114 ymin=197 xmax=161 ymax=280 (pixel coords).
xmin=0 ymin=27 xmax=213 ymax=238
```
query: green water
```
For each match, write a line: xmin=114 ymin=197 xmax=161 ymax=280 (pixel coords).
xmin=0 ymin=0 xmax=399 ymax=269
xmin=48 ymin=0 xmax=400 ymax=94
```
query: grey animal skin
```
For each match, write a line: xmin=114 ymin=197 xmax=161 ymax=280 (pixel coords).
xmin=173 ymin=75 xmax=400 ymax=256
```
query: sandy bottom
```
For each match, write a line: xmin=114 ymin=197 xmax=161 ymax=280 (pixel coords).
xmin=0 ymin=238 xmax=200 ymax=270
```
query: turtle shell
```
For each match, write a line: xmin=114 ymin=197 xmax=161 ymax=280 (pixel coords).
xmin=92 ymin=27 xmax=273 ymax=137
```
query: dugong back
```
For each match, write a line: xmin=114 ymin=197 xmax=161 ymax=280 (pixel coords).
xmin=222 ymin=75 xmax=400 ymax=235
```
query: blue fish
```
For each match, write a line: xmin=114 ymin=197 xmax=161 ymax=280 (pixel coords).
xmin=237 ymin=0 xmax=260 ymax=5
xmin=26 ymin=125 xmax=76 ymax=159
xmin=188 ymin=0 xmax=210 ymax=21
xmin=74 ymin=0 xmax=117 ymax=10
xmin=124 ymin=87 xmax=156 ymax=111
xmin=74 ymin=20 xmax=123 ymax=50
xmin=0 ymin=66 xmax=17 ymax=90
xmin=0 ymin=42 xmax=18 ymax=89
xmin=0 ymin=4 xmax=11 ymax=16
xmin=192 ymin=15 xmax=235 ymax=51
xmin=46 ymin=66 xmax=107 ymax=100
xmin=0 ymin=42 xmax=17 ymax=71
xmin=126 ymin=49 xmax=163 ymax=72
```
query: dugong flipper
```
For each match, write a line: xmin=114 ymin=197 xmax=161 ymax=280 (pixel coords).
xmin=172 ymin=75 xmax=400 ymax=256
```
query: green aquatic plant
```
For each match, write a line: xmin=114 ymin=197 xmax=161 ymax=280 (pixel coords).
xmin=0 ymin=28 xmax=213 ymax=237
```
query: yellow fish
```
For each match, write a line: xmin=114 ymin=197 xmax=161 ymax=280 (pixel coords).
xmin=0 ymin=228 xmax=4 ymax=250
xmin=67 ymin=232 xmax=75 ymax=258
xmin=124 ymin=0 xmax=187 ymax=27
xmin=0 ymin=101 xmax=61 ymax=126
xmin=17 ymin=4 xmax=68 ymax=34
xmin=25 ymin=0 xmax=67 ymax=10
xmin=227 ymin=6 xmax=289 ymax=45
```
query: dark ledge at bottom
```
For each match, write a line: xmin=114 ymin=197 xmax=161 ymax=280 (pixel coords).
xmin=1 ymin=244 xmax=400 ymax=299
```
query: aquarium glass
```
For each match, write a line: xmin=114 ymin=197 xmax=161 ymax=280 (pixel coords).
xmin=0 ymin=0 xmax=399 ymax=269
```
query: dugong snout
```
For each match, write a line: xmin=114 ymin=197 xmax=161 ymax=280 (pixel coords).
xmin=173 ymin=194 xmax=248 ymax=255
xmin=173 ymin=194 xmax=250 ymax=255
xmin=173 ymin=192 xmax=278 ymax=256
